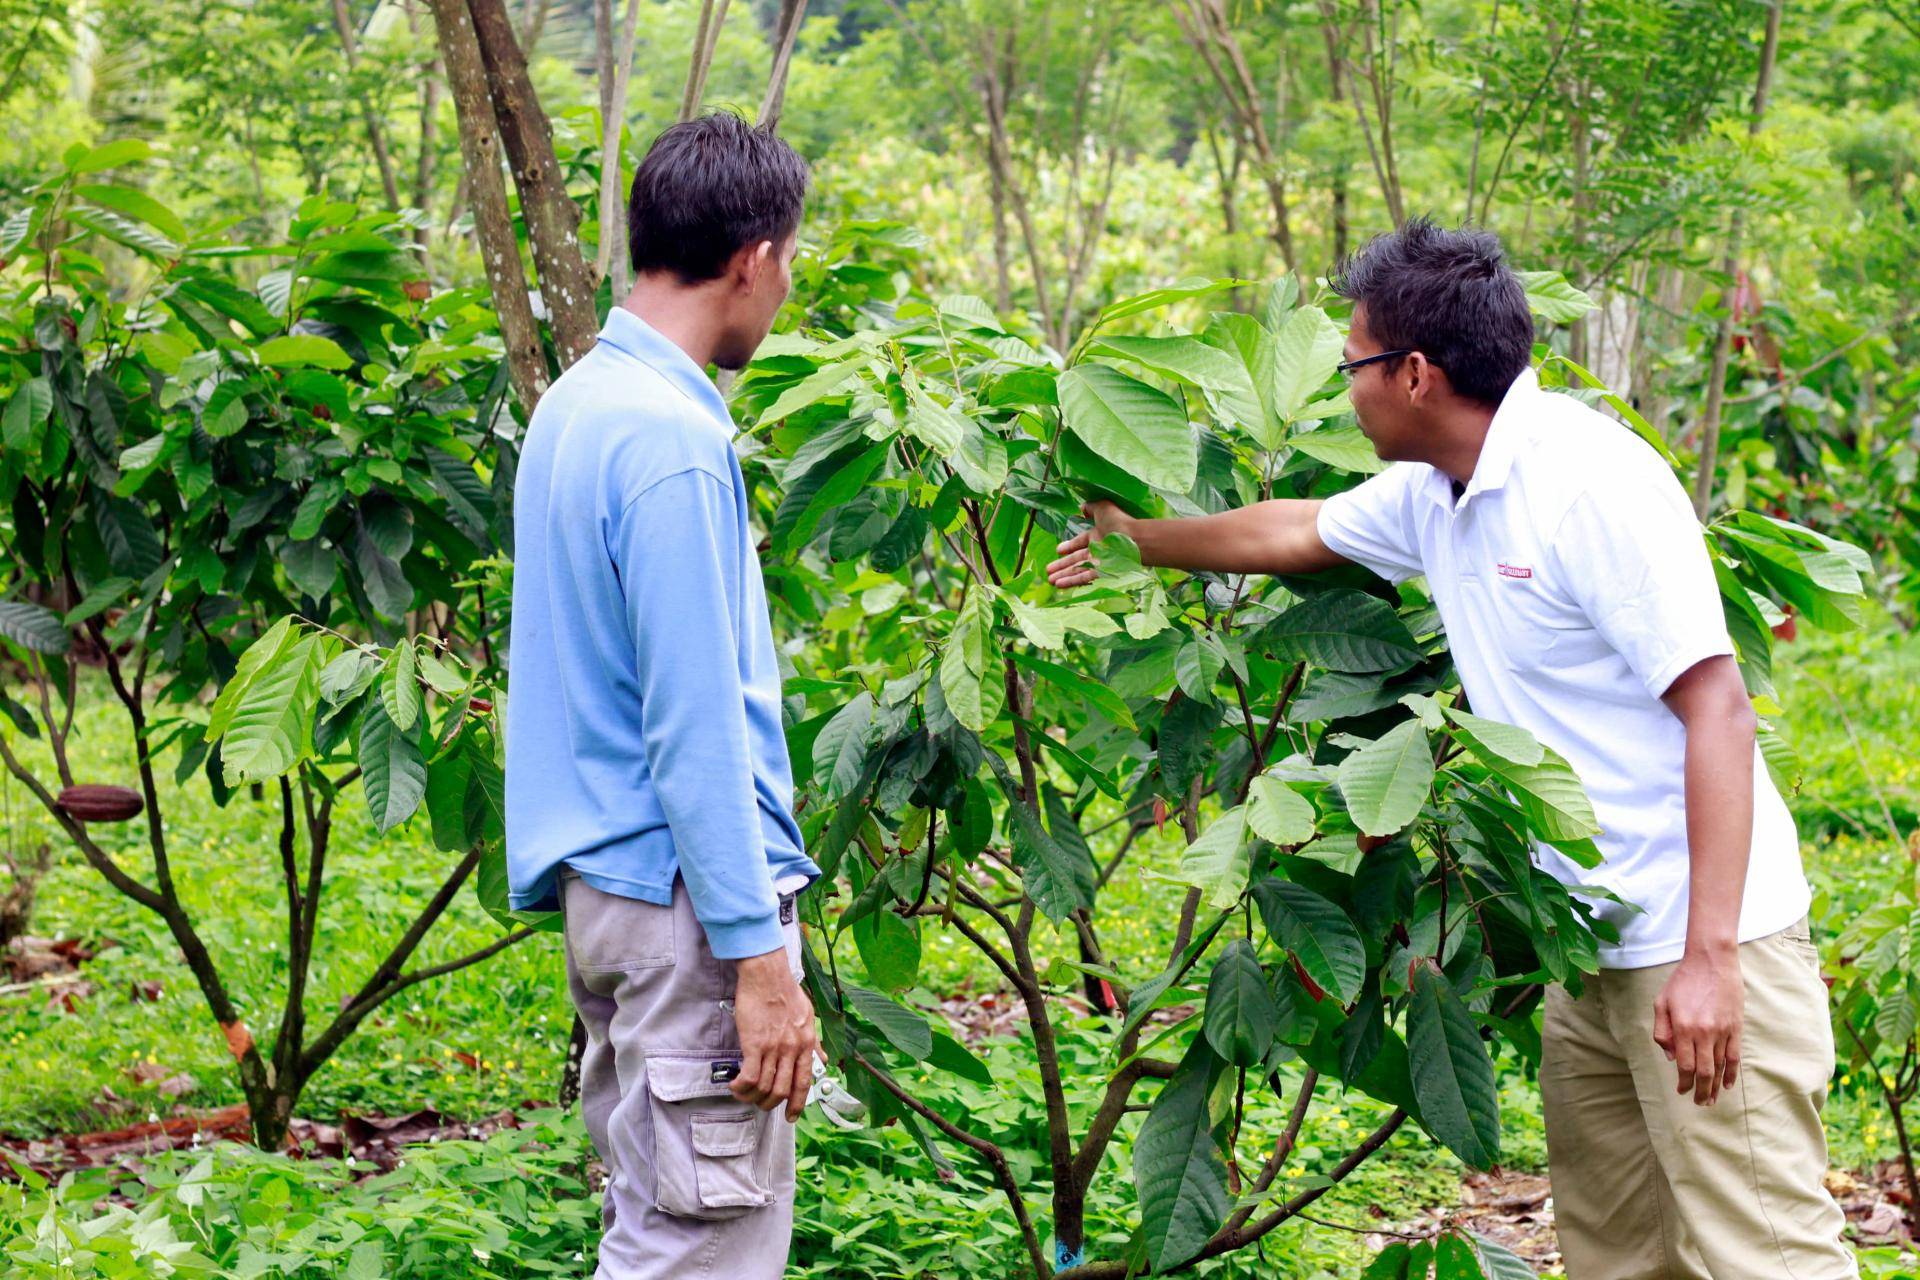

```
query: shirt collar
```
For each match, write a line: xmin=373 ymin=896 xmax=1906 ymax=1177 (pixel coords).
xmin=595 ymin=305 xmax=734 ymax=431
xmin=1426 ymin=365 xmax=1540 ymax=511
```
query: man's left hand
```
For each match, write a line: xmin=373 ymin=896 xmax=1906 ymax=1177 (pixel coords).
xmin=1653 ymin=947 xmax=1743 ymax=1106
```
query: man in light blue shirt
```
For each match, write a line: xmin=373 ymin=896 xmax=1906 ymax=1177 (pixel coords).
xmin=505 ymin=112 xmax=820 ymax=1278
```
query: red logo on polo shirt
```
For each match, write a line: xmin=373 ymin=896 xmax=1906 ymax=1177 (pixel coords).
xmin=1497 ymin=563 xmax=1533 ymax=579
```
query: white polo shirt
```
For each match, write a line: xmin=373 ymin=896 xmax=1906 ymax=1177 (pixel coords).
xmin=1316 ymin=366 xmax=1807 ymax=969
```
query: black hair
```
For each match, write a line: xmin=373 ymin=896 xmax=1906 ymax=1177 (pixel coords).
xmin=1329 ymin=216 xmax=1535 ymax=406
xmin=627 ymin=111 xmax=811 ymax=283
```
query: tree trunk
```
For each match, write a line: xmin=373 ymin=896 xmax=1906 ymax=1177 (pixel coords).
xmin=0 ymin=843 xmax=52 ymax=951
xmin=987 ymin=157 xmax=1012 ymax=312
xmin=1692 ymin=0 xmax=1783 ymax=520
xmin=679 ymin=0 xmax=733 ymax=122
xmin=1565 ymin=4 xmax=1591 ymax=366
xmin=594 ymin=0 xmax=643 ymax=296
xmin=332 ymin=0 xmax=404 ymax=211
xmin=1464 ymin=0 xmax=1501 ymax=222
xmin=466 ymin=0 xmax=601 ymax=368
xmin=1175 ymin=0 xmax=1294 ymax=269
xmin=520 ymin=0 xmax=552 ymax=53
xmin=409 ymin=5 xmax=442 ymax=259
xmin=428 ymin=0 xmax=549 ymax=413
xmin=250 ymin=1081 xmax=297 ymax=1151
xmin=1203 ymin=125 xmax=1240 ymax=281
xmin=758 ymin=0 xmax=808 ymax=131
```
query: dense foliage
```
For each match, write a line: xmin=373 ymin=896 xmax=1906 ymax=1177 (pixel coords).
xmin=1 ymin=0 xmax=1915 ymax=1275
xmin=0 ymin=141 xmax=523 ymax=1148
xmin=720 ymin=232 xmax=1865 ymax=1273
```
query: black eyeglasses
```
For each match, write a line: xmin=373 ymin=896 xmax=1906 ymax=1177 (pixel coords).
xmin=1336 ymin=349 xmax=1415 ymax=378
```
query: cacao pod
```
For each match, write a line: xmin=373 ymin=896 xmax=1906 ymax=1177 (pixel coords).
xmin=56 ymin=784 xmax=145 ymax=823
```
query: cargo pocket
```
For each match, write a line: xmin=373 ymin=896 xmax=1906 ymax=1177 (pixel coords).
xmin=645 ymin=1055 xmax=776 ymax=1220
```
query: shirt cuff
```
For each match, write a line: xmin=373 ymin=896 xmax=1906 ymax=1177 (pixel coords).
xmin=1640 ymin=638 xmax=1736 ymax=701
xmin=1315 ymin=495 xmax=1419 ymax=585
xmin=703 ymin=909 xmax=788 ymax=961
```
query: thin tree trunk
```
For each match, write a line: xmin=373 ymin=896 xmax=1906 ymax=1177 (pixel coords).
xmin=1320 ymin=20 xmax=1350 ymax=262
xmin=1325 ymin=0 xmax=1404 ymax=227
xmin=466 ymin=0 xmax=601 ymax=368
xmin=428 ymin=0 xmax=549 ymax=413
xmin=1204 ymin=124 xmax=1240 ymax=281
xmin=1464 ymin=0 xmax=1500 ymax=221
xmin=594 ymin=0 xmax=643 ymax=295
xmin=409 ymin=5 xmax=442 ymax=258
xmin=679 ymin=0 xmax=733 ymax=122
xmin=1642 ymin=246 xmax=1686 ymax=439
xmin=520 ymin=0 xmax=551 ymax=54
xmin=1175 ymin=0 xmax=1295 ymax=269
xmin=331 ymin=0 xmax=404 ymax=211
xmin=1565 ymin=4 xmax=1591 ymax=365
xmin=979 ymin=60 xmax=1059 ymax=347
xmin=987 ymin=156 xmax=1012 ymax=312
xmin=758 ymin=0 xmax=808 ymax=130
xmin=1692 ymin=0 xmax=1783 ymax=520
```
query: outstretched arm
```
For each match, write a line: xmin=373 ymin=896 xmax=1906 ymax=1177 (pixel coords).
xmin=1046 ymin=498 xmax=1350 ymax=588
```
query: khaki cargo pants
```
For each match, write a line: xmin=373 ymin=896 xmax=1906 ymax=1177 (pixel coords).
xmin=1541 ymin=916 xmax=1856 ymax=1279
xmin=560 ymin=868 xmax=804 ymax=1280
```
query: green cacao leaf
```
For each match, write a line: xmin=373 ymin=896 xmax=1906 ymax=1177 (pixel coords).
xmin=1204 ymin=938 xmax=1278 ymax=1067
xmin=359 ymin=700 xmax=428 ymax=833
xmin=1133 ymin=1045 xmax=1229 ymax=1271
xmin=1338 ymin=720 xmax=1434 ymax=837
xmin=1253 ymin=877 xmax=1366 ymax=1005
xmin=1058 ymin=363 xmax=1197 ymax=494
xmin=1407 ymin=964 xmax=1501 ymax=1168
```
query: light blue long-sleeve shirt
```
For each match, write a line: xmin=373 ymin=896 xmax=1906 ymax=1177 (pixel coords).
xmin=504 ymin=306 xmax=818 ymax=959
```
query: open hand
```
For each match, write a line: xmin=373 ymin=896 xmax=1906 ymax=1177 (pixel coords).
xmin=1653 ymin=948 xmax=1743 ymax=1106
xmin=1046 ymin=500 xmax=1129 ymax=589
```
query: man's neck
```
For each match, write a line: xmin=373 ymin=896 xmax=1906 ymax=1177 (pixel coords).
xmin=1419 ymin=402 xmax=1498 ymax=488
xmin=621 ymin=275 xmax=726 ymax=370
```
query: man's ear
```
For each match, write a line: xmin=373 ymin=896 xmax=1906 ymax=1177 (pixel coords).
xmin=736 ymin=239 xmax=774 ymax=294
xmin=1403 ymin=352 xmax=1444 ymax=405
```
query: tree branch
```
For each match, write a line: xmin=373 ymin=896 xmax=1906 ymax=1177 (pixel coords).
xmin=466 ymin=0 xmax=600 ymax=367
xmin=851 ymin=1050 xmax=1050 ymax=1280
xmin=300 ymin=845 xmax=482 ymax=1072
xmin=678 ymin=0 xmax=733 ymax=121
xmin=757 ymin=0 xmax=808 ymax=131
xmin=429 ymin=0 xmax=549 ymax=413
xmin=332 ymin=0 xmax=404 ymax=210
xmin=1692 ymin=0 xmax=1783 ymax=519
xmin=306 ymin=926 xmax=537 ymax=1077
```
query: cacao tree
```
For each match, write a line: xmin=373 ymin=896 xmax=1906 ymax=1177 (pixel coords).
xmin=0 ymin=140 xmax=526 ymax=1149
xmin=735 ymin=250 xmax=1867 ymax=1276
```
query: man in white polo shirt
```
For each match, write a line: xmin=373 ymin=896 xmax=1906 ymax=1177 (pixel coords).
xmin=1047 ymin=218 xmax=1854 ymax=1277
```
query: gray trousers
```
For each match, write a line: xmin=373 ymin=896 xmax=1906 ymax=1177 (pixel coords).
xmin=560 ymin=868 xmax=801 ymax=1280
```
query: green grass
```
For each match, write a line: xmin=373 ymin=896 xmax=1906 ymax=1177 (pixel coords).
xmin=0 ymin=692 xmax=573 ymax=1136
xmin=3 ymin=609 xmax=1917 ymax=1275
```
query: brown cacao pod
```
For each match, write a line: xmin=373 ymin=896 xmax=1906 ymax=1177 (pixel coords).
xmin=56 ymin=784 xmax=145 ymax=823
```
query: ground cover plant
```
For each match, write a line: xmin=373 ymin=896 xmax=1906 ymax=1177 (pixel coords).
xmin=4 ymin=0 xmax=1919 ymax=1275
xmin=0 ymin=143 xmax=526 ymax=1150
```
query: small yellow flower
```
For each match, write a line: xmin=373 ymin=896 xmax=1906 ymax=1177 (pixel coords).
xmin=35 ymin=1059 xmax=49 ymax=1071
